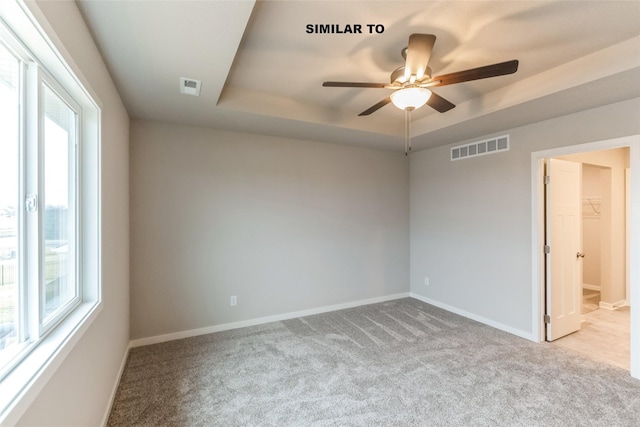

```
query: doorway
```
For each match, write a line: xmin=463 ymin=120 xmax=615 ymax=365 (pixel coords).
xmin=531 ymin=135 xmax=640 ymax=379
xmin=546 ymin=150 xmax=630 ymax=370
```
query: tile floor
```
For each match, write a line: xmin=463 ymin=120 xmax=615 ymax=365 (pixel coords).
xmin=552 ymin=289 xmax=630 ymax=370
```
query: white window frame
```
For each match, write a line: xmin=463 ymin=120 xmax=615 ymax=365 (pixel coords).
xmin=37 ymin=75 xmax=81 ymax=335
xmin=0 ymin=0 xmax=102 ymax=423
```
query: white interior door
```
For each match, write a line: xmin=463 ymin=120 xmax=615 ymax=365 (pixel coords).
xmin=546 ymin=158 xmax=583 ymax=341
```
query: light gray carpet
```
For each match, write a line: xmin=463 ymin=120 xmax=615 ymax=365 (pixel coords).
xmin=108 ymin=298 xmax=640 ymax=426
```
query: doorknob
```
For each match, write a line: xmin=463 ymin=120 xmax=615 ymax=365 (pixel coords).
xmin=576 ymin=252 xmax=585 ymax=259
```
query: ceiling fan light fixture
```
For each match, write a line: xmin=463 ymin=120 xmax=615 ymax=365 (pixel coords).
xmin=390 ymin=87 xmax=432 ymax=111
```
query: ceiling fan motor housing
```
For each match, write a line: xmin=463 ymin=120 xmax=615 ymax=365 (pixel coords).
xmin=391 ymin=66 xmax=432 ymax=85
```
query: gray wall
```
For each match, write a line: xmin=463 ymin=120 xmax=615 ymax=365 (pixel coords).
xmin=17 ymin=1 xmax=130 ymax=425
xmin=410 ymin=97 xmax=640 ymax=336
xmin=130 ymin=120 xmax=409 ymax=340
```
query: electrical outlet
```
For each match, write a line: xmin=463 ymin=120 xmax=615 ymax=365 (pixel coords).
xmin=424 ymin=277 xmax=430 ymax=286
xmin=230 ymin=295 xmax=237 ymax=306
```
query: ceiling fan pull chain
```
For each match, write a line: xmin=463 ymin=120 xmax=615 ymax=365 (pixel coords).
xmin=404 ymin=109 xmax=409 ymax=155
xmin=408 ymin=109 xmax=412 ymax=153
xmin=404 ymin=108 xmax=413 ymax=155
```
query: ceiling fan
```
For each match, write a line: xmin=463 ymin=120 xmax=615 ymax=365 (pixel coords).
xmin=322 ymin=34 xmax=519 ymax=153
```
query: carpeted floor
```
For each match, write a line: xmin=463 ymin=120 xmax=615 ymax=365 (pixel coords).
xmin=108 ymin=298 xmax=640 ymax=426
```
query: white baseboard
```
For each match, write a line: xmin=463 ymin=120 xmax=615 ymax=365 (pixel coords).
xmin=599 ymin=300 xmax=627 ymax=310
xmin=101 ymin=345 xmax=130 ymax=427
xmin=409 ymin=292 xmax=536 ymax=342
xmin=129 ymin=292 xmax=411 ymax=348
xmin=582 ymin=283 xmax=601 ymax=291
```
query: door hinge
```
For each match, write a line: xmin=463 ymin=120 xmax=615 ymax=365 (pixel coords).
xmin=544 ymin=245 xmax=550 ymax=254
xmin=544 ymin=175 xmax=550 ymax=185
xmin=544 ymin=314 xmax=551 ymax=324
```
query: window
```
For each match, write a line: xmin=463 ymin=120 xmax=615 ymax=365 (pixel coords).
xmin=42 ymin=82 xmax=79 ymax=328
xmin=0 ymin=21 xmax=84 ymax=372
xmin=0 ymin=1 xmax=101 ymax=421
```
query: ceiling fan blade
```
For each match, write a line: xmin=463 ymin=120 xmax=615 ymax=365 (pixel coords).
xmin=426 ymin=91 xmax=455 ymax=113
xmin=404 ymin=34 xmax=436 ymax=81
xmin=323 ymin=81 xmax=388 ymax=88
xmin=432 ymin=60 xmax=519 ymax=87
xmin=358 ymin=97 xmax=392 ymax=116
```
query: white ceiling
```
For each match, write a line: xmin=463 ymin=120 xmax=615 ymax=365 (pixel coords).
xmin=77 ymin=0 xmax=640 ymax=152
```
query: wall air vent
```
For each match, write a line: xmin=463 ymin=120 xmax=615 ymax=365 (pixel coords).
xmin=451 ymin=135 xmax=509 ymax=161
xmin=179 ymin=77 xmax=201 ymax=96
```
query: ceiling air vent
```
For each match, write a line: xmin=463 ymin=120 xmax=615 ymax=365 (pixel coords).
xmin=179 ymin=77 xmax=201 ymax=96
xmin=451 ymin=135 xmax=509 ymax=161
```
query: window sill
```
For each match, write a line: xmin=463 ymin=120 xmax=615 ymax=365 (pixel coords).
xmin=0 ymin=300 xmax=102 ymax=425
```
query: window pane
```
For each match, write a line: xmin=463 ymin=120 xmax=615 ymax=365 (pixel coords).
xmin=0 ymin=42 xmax=20 ymax=361
xmin=42 ymin=85 xmax=76 ymax=321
